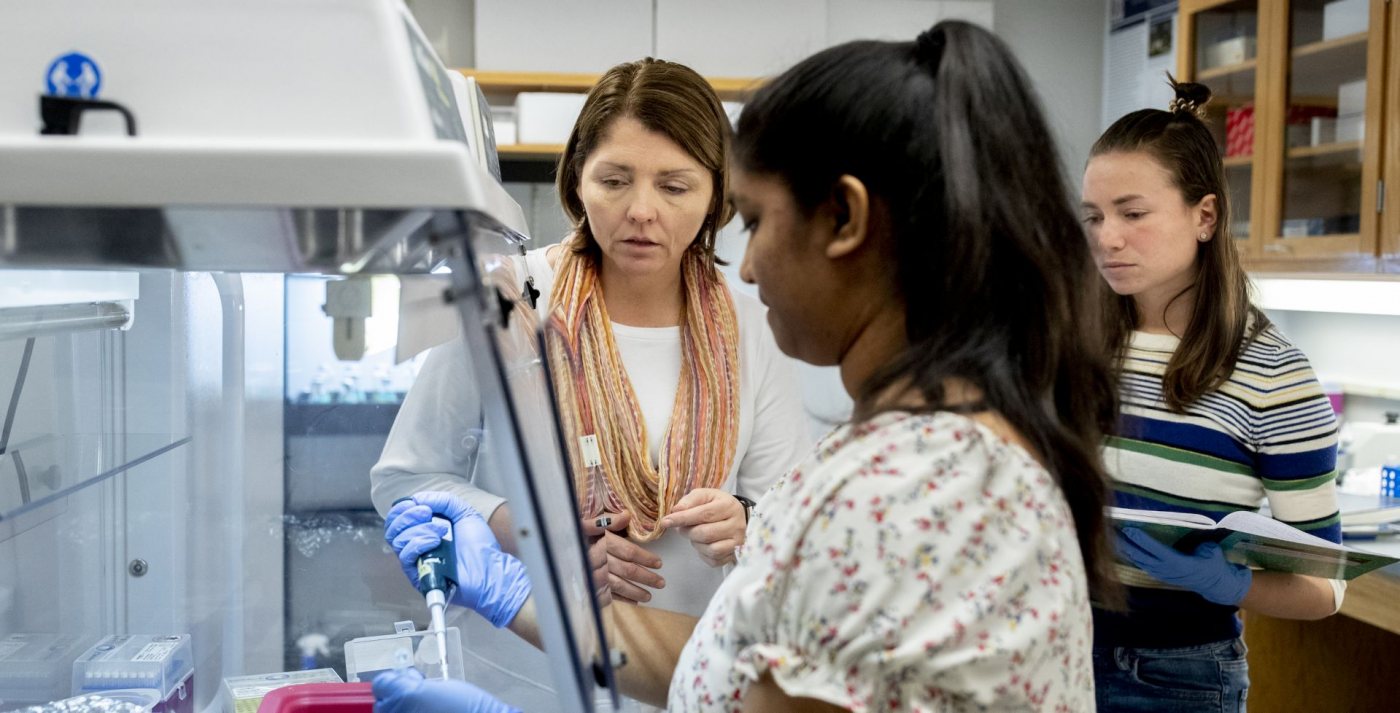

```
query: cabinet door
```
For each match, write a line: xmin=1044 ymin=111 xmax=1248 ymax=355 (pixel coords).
xmin=1258 ymin=0 xmax=1384 ymax=268
xmin=1180 ymin=0 xmax=1265 ymax=260
xmin=1385 ymin=0 xmax=1400 ymax=273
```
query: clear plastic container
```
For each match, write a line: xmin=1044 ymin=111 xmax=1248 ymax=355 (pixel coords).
xmin=70 ymin=635 xmax=193 ymax=713
xmin=342 ymin=627 xmax=462 ymax=683
xmin=0 ymin=633 xmax=94 ymax=709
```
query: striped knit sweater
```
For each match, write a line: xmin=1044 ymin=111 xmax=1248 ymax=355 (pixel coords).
xmin=1093 ymin=323 xmax=1340 ymax=648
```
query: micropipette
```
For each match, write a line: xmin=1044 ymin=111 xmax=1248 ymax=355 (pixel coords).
xmin=396 ymin=498 xmax=458 ymax=680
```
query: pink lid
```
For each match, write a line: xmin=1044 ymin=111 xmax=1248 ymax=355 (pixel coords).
xmin=256 ymin=683 xmax=374 ymax=713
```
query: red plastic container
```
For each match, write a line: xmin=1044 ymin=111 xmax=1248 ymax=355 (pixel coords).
xmin=1225 ymin=104 xmax=1254 ymax=157
xmin=256 ymin=683 xmax=374 ymax=713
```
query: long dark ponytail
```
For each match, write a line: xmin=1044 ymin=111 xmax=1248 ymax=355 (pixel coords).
xmin=734 ymin=20 xmax=1121 ymax=605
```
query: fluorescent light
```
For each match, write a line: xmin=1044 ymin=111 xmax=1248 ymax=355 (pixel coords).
xmin=1252 ymin=278 xmax=1400 ymax=317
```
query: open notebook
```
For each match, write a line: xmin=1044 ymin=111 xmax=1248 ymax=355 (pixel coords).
xmin=1110 ymin=507 xmax=1399 ymax=580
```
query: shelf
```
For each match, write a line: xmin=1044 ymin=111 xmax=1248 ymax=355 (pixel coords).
xmin=1223 ymin=154 xmax=1253 ymax=168
xmin=0 ymin=433 xmax=191 ymax=522
xmin=1337 ymin=381 xmax=1400 ymax=401
xmin=1293 ymin=31 xmax=1368 ymax=61
xmin=1261 ymin=234 xmax=1363 ymax=260
xmin=1285 ymin=140 xmax=1364 ymax=171
xmin=1184 ymin=0 xmax=1249 ymax=11
xmin=1196 ymin=60 xmax=1256 ymax=104
xmin=1198 ymin=58 xmax=1257 ymax=82
xmin=1287 ymin=141 xmax=1363 ymax=159
xmin=1274 ymin=232 xmax=1360 ymax=240
xmin=460 ymin=70 xmax=763 ymax=102
xmin=1290 ymin=32 xmax=1368 ymax=98
xmin=497 ymin=143 xmax=564 ymax=161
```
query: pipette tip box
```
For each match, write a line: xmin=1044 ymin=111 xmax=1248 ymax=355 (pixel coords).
xmin=0 ymin=633 xmax=95 ymax=709
xmin=71 ymin=635 xmax=193 ymax=713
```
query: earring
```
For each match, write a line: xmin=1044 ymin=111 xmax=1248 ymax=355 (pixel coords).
xmin=1198 ymin=232 xmax=1210 ymax=242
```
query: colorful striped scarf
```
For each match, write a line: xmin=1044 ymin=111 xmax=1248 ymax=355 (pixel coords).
xmin=544 ymin=242 xmax=741 ymax=541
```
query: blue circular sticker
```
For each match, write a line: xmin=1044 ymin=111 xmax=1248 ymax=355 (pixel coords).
xmin=46 ymin=52 xmax=102 ymax=98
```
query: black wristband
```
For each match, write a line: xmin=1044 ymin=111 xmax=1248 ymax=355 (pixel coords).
xmin=733 ymin=494 xmax=757 ymax=523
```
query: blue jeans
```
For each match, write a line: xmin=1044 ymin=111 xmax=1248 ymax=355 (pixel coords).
xmin=1094 ymin=638 xmax=1249 ymax=712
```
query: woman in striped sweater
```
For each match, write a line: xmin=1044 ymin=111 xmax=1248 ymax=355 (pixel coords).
xmin=1080 ymin=78 xmax=1343 ymax=712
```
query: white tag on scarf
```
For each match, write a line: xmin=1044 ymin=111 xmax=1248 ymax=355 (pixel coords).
xmin=579 ymin=434 xmax=602 ymax=468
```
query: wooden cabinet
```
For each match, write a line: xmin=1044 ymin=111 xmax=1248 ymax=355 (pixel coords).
xmin=1178 ymin=0 xmax=1393 ymax=273
xmin=460 ymin=69 xmax=760 ymax=164
xmin=1385 ymin=0 xmax=1400 ymax=273
xmin=1243 ymin=572 xmax=1400 ymax=711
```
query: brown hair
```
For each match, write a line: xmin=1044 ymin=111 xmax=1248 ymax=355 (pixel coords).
xmin=1090 ymin=75 xmax=1267 ymax=412
xmin=556 ymin=58 xmax=733 ymax=264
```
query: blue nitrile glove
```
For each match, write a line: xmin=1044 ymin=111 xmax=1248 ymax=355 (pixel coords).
xmin=1117 ymin=527 xmax=1253 ymax=606
xmin=373 ymin=667 xmax=519 ymax=713
xmin=384 ymin=491 xmax=532 ymax=628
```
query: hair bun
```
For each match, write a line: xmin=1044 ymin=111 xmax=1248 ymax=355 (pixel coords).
xmin=914 ymin=27 xmax=946 ymax=71
xmin=1166 ymin=73 xmax=1212 ymax=118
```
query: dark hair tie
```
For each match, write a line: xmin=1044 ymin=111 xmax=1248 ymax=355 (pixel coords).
xmin=914 ymin=28 xmax=946 ymax=73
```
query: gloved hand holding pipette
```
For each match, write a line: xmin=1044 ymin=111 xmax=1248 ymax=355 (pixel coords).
xmin=384 ymin=491 xmax=533 ymax=629
xmin=373 ymin=667 xmax=519 ymax=713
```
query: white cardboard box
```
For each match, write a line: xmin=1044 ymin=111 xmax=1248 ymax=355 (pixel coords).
xmin=515 ymin=92 xmax=588 ymax=145
xmin=1336 ymin=113 xmax=1364 ymax=143
xmin=1323 ymin=0 xmax=1368 ymax=41
xmin=1311 ymin=116 xmax=1337 ymax=146
xmin=1337 ymin=79 xmax=1366 ymax=117
xmin=1204 ymin=35 xmax=1256 ymax=68
xmin=475 ymin=0 xmax=653 ymax=73
xmin=655 ymin=0 xmax=827 ymax=77
xmin=492 ymin=119 xmax=517 ymax=146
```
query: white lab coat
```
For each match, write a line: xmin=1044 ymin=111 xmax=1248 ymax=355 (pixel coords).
xmin=370 ymin=246 xmax=811 ymax=710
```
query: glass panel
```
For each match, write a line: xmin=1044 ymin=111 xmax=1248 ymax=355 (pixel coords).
xmin=0 ymin=274 xmax=216 ymax=710
xmin=0 ymin=323 xmax=189 ymax=525
xmin=459 ymin=224 xmax=615 ymax=709
xmin=281 ymin=273 xmax=428 ymax=678
xmin=0 ymin=433 xmax=189 ymax=522
xmin=1281 ymin=0 xmax=1369 ymax=239
xmin=0 ymin=237 xmax=611 ymax=712
xmin=1191 ymin=0 xmax=1259 ymax=240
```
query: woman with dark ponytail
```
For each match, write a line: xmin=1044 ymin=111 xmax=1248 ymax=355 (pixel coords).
xmin=378 ymin=20 xmax=1120 ymax=712
xmin=1082 ymin=77 xmax=1343 ymax=711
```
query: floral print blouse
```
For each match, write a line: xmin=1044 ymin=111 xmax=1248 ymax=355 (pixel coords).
xmin=668 ymin=411 xmax=1094 ymax=712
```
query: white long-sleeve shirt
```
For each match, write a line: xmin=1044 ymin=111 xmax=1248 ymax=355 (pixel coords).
xmin=371 ymin=246 xmax=811 ymax=616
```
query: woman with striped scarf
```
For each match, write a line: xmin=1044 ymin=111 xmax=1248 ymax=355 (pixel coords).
xmin=370 ymin=57 xmax=810 ymax=711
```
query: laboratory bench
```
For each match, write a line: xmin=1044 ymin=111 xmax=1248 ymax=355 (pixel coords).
xmin=1242 ymin=493 xmax=1400 ymax=711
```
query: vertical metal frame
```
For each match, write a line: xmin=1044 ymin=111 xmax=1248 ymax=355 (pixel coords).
xmin=439 ymin=209 xmax=615 ymax=713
